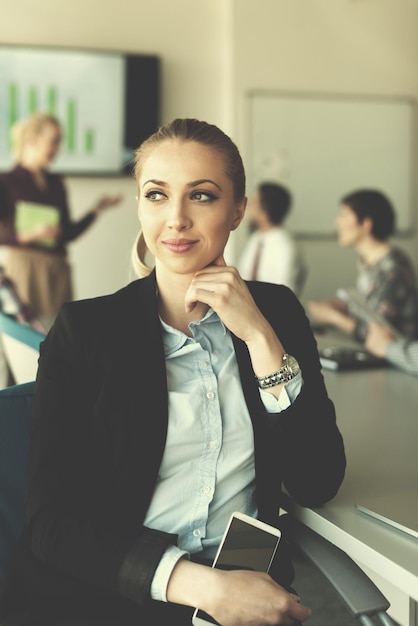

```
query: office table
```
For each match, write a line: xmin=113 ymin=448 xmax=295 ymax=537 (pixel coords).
xmin=290 ymin=335 xmax=418 ymax=626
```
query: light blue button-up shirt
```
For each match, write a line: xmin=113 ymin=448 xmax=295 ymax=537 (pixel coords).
xmin=144 ymin=308 xmax=302 ymax=601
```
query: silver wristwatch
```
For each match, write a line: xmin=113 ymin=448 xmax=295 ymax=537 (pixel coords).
xmin=256 ymin=353 xmax=300 ymax=389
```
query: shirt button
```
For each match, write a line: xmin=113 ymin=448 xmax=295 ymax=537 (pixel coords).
xmin=203 ymin=485 xmax=211 ymax=495
xmin=193 ymin=529 xmax=201 ymax=537
xmin=206 ymin=391 xmax=215 ymax=399
xmin=209 ymin=440 xmax=217 ymax=449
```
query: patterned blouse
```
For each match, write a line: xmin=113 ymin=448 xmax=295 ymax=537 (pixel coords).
xmin=353 ymin=246 xmax=418 ymax=341
xmin=386 ymin=339 xmax=418 ymax=376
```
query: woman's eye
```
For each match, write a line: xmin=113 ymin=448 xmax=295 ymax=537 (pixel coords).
xmin=145 ymin=190 xmax=165 ymax=201
xmin=192 ymin=191 xmax=216 ymax=202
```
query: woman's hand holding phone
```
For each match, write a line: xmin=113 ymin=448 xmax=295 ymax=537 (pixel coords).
xmin=195 ymin=568 xmax=310 ymax=626
xmin=167 ymin=512 xmax=311 ymax=626
xmin=167 ymin=561 xmax=310 ymax=626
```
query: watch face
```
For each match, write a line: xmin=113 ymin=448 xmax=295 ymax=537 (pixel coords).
xmin=285 ymin=354 xmax=300 ymax=376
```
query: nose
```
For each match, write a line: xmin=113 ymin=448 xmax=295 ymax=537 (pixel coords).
xmin=166 ymin=196 xmax=192 ymax=230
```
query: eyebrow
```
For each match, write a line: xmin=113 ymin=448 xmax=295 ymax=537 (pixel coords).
xmin=142 ymin=178 xmax=222 ymax=191
xmin=189 ymin=179 xmax=222 ymax=191
xmin=142 ymin=179 xmax=166 ymax=188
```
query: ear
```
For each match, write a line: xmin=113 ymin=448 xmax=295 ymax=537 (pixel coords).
xmin=231 ymin=197 xmax=247 ymax=231
xmin=362 ymin=216 xmax=374 ymax=235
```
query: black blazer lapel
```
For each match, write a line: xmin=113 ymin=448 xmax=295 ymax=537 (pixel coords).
xmin=102 ymin=273 xmax=170 ymax=518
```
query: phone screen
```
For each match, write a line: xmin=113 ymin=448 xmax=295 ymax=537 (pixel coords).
xmin=192 ymin=513 xmax=281 ymax=626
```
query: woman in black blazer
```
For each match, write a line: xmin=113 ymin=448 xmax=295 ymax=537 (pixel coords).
xmin=0 ymin=119 xmax=346 ymax=626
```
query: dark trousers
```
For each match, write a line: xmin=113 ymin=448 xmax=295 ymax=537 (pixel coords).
xmin=0 ymin=599 xmax=194 ymax=626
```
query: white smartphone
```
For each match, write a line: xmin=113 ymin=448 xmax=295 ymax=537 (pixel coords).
xmin=191 ymin=511 xmax=282 ymax=626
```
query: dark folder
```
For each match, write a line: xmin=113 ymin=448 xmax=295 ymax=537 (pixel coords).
xmin=319 ymin=346 xmax=388 ymax=371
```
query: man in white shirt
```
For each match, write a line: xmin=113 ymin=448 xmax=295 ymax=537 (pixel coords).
xmin=237 ymin=182 xmax=307 ymax=297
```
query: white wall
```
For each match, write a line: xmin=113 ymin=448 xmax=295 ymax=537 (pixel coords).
xmin=231 ymin=0 xmax=418 ymax=304
xmin=1 ymin=0 xmax=417 ymax=306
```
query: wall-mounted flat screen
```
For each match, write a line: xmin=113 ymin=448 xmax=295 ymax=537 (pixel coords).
xmin=0 ymin=45 xmax=160 ymax=176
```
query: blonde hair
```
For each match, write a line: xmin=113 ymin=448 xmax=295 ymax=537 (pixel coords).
xmin=11 ymin=112 xmax=61 ymax=162
xmin=131 ymin=118 xmax=246 ymax=278
xmin=131 ymin=231 xmax=153 ymax=278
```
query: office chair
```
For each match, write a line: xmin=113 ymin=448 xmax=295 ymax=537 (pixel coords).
xmin=0 ymin=381 xmax=34 ymax=586
xmin=279 ymin=511 xmax=397 ymax=625
xmin=0 ymin=382 xmax=397 ymax=625
xmin=0 ymin=311 xmax=46 ymax=385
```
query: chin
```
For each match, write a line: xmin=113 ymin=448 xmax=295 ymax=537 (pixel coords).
xmin=337 ymin=235 xmax=350 ymax=247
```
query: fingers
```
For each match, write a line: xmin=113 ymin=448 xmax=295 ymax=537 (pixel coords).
xmin=290 ymin=598 xmax=311 ymax=623
xmin=276 ymin=591 xmax=311 ymax=624
xmin=184 ymin=290 xmax=198 ymax=313
xmin=97 ymin=194 xmax=123 ymax=211
xmin=206 ymin=569 xmax=311 ymax=626
xmin=184 ymin=261 xmax=236 ymax=313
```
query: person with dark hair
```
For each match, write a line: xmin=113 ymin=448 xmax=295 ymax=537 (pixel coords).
xmin=237 ymin=182 xmax=307 ymax=297
xmin=308 ymin=188 xmax=418 ymax=342
xmin=340 ymin=189 xmax=395 ymax=240
xmin=0 ymin=118 xmax=345 ymax=626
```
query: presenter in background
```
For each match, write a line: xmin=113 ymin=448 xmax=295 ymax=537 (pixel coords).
xmin=0 ymin=113 xmax=123 ymax=329
xmin=307 ymin=189 xmax=418 ymax=343
xmin=237 ymin=182 xmax=307 ymax=297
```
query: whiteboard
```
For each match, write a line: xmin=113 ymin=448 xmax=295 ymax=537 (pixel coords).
xmin=247 ymin=92 xmax=415 ymax=236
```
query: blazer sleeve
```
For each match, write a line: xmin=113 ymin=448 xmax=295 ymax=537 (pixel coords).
xmin=242 ymin=282 xmax=346 ymax=512
xmin=25 ymin=298 xmax=177 ymax=606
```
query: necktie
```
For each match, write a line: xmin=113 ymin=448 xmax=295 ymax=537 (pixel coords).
xmin=250 ymin=238 xmax=263 ymax=281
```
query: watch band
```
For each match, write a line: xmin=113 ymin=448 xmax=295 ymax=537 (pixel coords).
xmin=255 ymin=353 xmax=300 ymax=388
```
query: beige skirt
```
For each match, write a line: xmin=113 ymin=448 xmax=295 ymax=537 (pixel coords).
xmin=4 ymin=246 xmax=73 ymax=325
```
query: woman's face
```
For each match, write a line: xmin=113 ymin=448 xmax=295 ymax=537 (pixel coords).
xmin=336 ymin=203 xmax=367 ymax=247
xmin=30 ymin=123 xmax=62 ymax=167
xmin=137 ymin=139 xmax=246 ymax=277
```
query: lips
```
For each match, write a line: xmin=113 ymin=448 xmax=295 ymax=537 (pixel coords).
xmin=162 ymin=238 xmax=198 ymax=253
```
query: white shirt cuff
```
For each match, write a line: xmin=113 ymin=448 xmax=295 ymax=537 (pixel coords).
xmin=150 ymin=544 xmax=189 ymax=602
xmin=259 ymin=371 xmax=303 ymax=412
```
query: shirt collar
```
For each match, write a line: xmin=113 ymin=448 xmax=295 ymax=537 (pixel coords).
xmin=160 ymin=308 xmax=227 ymax=356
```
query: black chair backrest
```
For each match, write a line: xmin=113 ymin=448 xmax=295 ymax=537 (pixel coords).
xmin=0 ymin=381 xmax=35 ymax=584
